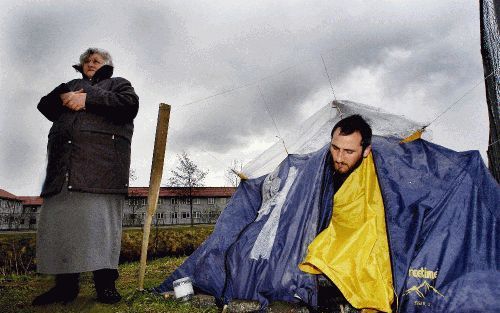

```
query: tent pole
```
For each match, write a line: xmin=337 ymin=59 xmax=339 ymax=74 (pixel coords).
xmin=138 ymin=103 xmax=171 ymax=291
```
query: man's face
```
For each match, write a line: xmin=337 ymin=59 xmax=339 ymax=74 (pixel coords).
xmin=330 ymin=128 xmax=371 ymax=174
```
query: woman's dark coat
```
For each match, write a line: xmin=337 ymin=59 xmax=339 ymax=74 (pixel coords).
xmin=38 ymin=65 xmax=139 ymax=197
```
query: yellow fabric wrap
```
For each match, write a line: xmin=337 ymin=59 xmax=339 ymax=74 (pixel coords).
xmin=299 ymin=153 xmax=394 ymax=312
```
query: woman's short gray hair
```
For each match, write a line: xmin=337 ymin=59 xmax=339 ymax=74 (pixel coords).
xmin=78 ymin=48 xmax=113 ymax=67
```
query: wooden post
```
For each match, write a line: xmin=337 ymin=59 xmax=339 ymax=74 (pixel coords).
xmin=138 ymin=103 xmax=171 ymax=291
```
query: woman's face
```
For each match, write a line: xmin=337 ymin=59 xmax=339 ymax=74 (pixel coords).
xmin=83 ymin=53 xmax=105 ymax=79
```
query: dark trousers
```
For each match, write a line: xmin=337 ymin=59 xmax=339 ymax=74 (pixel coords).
xmin=317 ymin=275 xmax=359 ymax=313
xmin=55 ymin=268 xmax=118 ymax=289
xmin=92 ymin=268 xmax=119 ymax=291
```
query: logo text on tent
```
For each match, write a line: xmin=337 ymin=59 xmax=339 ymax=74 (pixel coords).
xmin=404 ymin=266 xmax=445 ymax=307
xmin=408 ymin=267 xmax=438 ymax=280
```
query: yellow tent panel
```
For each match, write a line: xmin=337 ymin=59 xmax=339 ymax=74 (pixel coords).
xmin=299 ymin=153 xmax=394 ymax=312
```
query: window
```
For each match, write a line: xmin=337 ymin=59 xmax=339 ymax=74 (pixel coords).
xmin=181 ymin=212 xmax=190 ymax=219
xmin=193 ymin=211 xmax=201 ymax=218
xmin=128 ymin=198 xmax=146 ymax=206
xmin=171 ymin=212 xmax=178 ymax=219
xmin=208 ymin=197 xmax=215 ymax=205
xmin=192 ymin=198 xmax=200 ymax=204
xmin=158 ymin=198 xmax=166 ymax=204
xmin=171 ymin=198 xmax=179 ymax=205
xmin=156 ymin=213 xmax=164 ymax=219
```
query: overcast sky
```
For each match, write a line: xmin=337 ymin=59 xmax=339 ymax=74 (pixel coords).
xmin=0 ymin=0 xmax=491 ymax=196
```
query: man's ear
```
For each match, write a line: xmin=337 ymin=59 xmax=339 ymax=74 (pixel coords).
xmin=362 ymin=145 xmax=372 ymax=158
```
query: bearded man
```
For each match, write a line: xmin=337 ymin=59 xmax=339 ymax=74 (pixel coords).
xmin=329 ymin=114 xmax=372 ymax=193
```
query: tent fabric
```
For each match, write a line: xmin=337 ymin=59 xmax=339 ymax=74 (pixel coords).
xmin=156 ymin=145 xmax=335 ymax=307
xmin=299 ymin=153 xmax=394 ymax=312
xmin=156 ymin=136 xmax=499 ymax=312
xmin=242 ymin=100 xmax=424 ymax=179
xmin=155 ymin=174 xmax=266 ymax=300
xmin=372 ymin=136 xmax=499 ymax=313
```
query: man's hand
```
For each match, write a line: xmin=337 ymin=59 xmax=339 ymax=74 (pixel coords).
xmin=60 ymin=89 xmax=86 ymax=111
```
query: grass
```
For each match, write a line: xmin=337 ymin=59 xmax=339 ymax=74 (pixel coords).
xmin=0 ymin=255 xmax=219 ymax=313
xmin=0 ymin=227 xmax=312 ymax=312
xmin=0 ymin=226 xmax=217 ymax=312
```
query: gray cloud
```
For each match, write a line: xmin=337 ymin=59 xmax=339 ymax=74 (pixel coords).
xmin=0 ymin=0 xmax=489 ymax=195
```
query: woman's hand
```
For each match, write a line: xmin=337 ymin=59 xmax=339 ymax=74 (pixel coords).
xmin=60 ymin=89 xmax=87 ymax=111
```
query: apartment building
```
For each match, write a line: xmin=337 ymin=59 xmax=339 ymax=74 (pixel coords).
xmin=0 ymin=186 xmax=236 ymax=230
xmin=124 ymin=187 xmax=236 ymax=226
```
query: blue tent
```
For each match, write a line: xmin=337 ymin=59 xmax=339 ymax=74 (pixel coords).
xmin=156 ymin=136 xmax=499 ymax=312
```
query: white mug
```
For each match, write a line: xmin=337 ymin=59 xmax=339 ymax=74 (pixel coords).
xmin=173 ymin=277 xmax=194 ymax=301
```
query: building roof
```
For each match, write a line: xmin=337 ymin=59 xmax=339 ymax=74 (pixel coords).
xmin=18 ymin=196 xmax=44 ymax=206
xmin=0 ymin=187 xmax=236 ymax=203
xmin=128 ymin=186 xmax=237 ymax=198
xmin=0 ymin=189 xmax=44 ymax=205
xmin=0 ymin=189 xmax=18 ymax=201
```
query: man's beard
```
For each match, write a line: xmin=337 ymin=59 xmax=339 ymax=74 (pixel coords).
xmin=333 ymin=156 xmax=364 ymax=178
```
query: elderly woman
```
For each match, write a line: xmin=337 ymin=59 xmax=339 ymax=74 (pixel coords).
xmin=33 ymin=48 xmax=139 ymax=305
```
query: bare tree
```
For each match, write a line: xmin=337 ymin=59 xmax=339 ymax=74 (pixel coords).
xmin=126 ymin=197 xmax=144 ymax=227
xmin=225 ymin=159 xmax=244 ymax=187
xmin=168 ymin=152 xmax=208 ymax=226
xmin=4 ymin=200 xmax=22 ymax=230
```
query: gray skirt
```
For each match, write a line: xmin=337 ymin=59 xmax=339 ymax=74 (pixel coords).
xmin=36 ymin=185 xmax=124 ymax=274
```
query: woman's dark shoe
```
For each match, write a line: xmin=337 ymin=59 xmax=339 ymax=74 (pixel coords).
xmin=96 ymin=286 xmax=122 ymax=304
xmin=32 ymin=273 xmax=80 ymax=306
xmin=93 ymin=268 xmax=121 ymax=304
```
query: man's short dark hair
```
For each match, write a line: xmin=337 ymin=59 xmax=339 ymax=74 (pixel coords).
xmin=331 ymin=114 xmax=372 ymax=149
